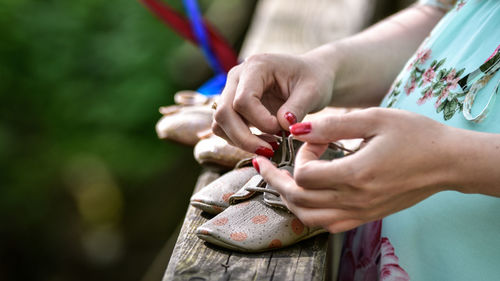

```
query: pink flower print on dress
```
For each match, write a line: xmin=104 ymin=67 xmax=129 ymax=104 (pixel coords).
xmin=422 ymin=67 xmax=436 ymax=86
xmin=338 ymin=221 xmax=382 ymax=281
xmin=417 ymin=88 xmax=433 ymax=105
xmin=379 ymin=238 xmax=410 ymax=281
xmin=456 ymin=0 xmax=466 ymax=11
xmin=404 ymin=79 xmax=417 ymax=95
xmin=445 ymin=69 xmax=460 ymax=90
xmin=338 ymin=220 xmax=409 ymax=281
xmin=484 ymin=44 xmax=500 ymax=63
xmin=435 ymin=87 xmax=450 ymax=108
xmin=416 ymin=48 xmax=431 ymax=65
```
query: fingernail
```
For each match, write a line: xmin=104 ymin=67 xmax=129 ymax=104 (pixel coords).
xmin=284 ymin=112 xmax=297 ymax=125
xmin=268 ymin=141 xmax=279 ymax=151
xmin=255 ymin=146 xmax=274 ymax=158
xmin=252 ymin=158 xmax=260 ymax=173
xmin=289 ymin=122 xmax=311 ymax=135
xmin=275 ymin=130 xmax=291 ymax=137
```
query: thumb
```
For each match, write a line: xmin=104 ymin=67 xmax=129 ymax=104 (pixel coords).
xmin=289 ymin=108 xmax=379 ymax=143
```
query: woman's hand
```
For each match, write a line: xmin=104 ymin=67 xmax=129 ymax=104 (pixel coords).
xmin=212 ymin=53 xmax=336 ymax=157
xmin=211 ymin=4 xmax=446 ymax=157
xmin=253 ymin=108 xmax=460 ymax=233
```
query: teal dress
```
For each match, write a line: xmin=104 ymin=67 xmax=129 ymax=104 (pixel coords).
xmin=338 ymin=1 xmax=500 ymax=280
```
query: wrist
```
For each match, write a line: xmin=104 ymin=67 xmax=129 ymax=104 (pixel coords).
xmin=445 ymin=128 xmax=500 ymax=196
xmin=303 ymin=43 xmax=344 ymax=100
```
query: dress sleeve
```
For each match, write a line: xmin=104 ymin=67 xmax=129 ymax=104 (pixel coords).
xmin=418 ymin=0 xmax=456 ymax=12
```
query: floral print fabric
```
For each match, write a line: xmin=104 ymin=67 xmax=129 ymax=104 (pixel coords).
xmin=340 ymin=1 xmax=500 ymax=280
xmin=419 ymin=0 xmax=458 ymax=11
xmin=338 ymin=221 xmax=409 ymax=281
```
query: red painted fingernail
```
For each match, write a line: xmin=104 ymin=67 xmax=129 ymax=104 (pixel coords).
xmin=274 ymin=130 xmax=291 ymax=137
xmin=252 ymin=158 xmax=260 ymax=173
xmin=284 ymin=112 xmax=297 ymax=125
xmin=255 ymin=146 xmax=274 ymax=158
xmin=290 ymin=122 xmax=312 ymax=135
xmin=268 ymin=141 xmax=279 ymax=151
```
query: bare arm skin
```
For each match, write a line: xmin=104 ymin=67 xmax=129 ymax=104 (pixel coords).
xmin=214 ymin=4 xmax=500 ymax=233
xmin=212 ymin=4 xmax=445 ymax=155
xmin=308 ymin=4 xmax=445 ymax=107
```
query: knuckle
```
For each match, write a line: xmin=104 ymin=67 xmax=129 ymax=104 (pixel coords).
xmin=285 ymin=189 xmax=302 ymax=205
xmin=354 ymin=193 xmax=374 ymax=209
xmin=293 ymin=165 xmax=312 ymax=187
xmin=227 ymin=65 xmax=241 ymax=79
xmin=213 ymin=107 xmax=227 ymax=125
xmin=363 ymin=107 xmax=387 ymax=123
xmin=351 ymin=165 xmax=375 ymax=188
xmin=245 ymin=54 xmax=268 ymax=64
xmin=211 ymin=122 xmax=221 ymax=135
xmin=232 ymin=136 xmax=253 ymax=151
xmin=232 ymin=95 xmax=248 ymax=112
xmin=302 ymin=83 xmax=320 ymax=96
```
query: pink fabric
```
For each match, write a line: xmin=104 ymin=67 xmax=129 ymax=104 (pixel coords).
xmin=338 ymin=221 xmax=409 ymax=281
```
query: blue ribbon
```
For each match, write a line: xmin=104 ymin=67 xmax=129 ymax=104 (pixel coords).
xmin=182 ymin=0 xmax=224 ymax=75
xmin=182 ymin=0 xmax=227 ymax=96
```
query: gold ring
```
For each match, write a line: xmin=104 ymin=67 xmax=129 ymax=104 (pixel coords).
xmin=211 ymin=101 xmax=217 ymax=110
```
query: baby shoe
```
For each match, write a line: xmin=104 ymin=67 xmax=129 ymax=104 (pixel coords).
xmin=195 ymin=136 xmax=345 ymax=252
xmin=194 ymin=134 xmax=256 ymax=168
xmin=195 ymin=166 xmax=326 ymax=253
xmin=155 ymin=91 xmax=214 ymax=146
xmin=190 ymin=166 xmax=258 ymax=215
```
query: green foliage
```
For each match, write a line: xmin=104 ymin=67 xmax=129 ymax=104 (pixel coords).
xmin=0 ymin=0 xmax=208 ymax=280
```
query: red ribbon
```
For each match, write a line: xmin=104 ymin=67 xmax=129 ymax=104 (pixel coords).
xmin=139 ymin=0 xmax=238 ymax=72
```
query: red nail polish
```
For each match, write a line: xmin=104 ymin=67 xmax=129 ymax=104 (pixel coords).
xmin=290 ymin=122 xmax=312 ymax=135
xmin=255 ymin=146 xmax=274 ymax=158
xmin=284 ymin=112 xmax=297 ymax=125
xmin=268 ymin=141 xmax=279 ymax=151
xmin=252 ymin=158 xmax=260 ymax=173
xmin=274 ymin=130 xmax=291 ymax=137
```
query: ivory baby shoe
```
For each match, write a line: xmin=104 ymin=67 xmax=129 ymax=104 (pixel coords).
xmin=195 ymin=166 xmax=326 ymax=253
xmin=190 ymin=166 xmax=258 ymax=214
xmin=195 ymin=136 xmax=346 ymax=252
xmin=194 ymin=134 xmax=256 ymax=168
xmin=155 ymin=91 xmax=214 ymax=146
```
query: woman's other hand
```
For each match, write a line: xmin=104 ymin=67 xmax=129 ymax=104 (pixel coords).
xmin=253 ymin=108 xmax=459 ymax=232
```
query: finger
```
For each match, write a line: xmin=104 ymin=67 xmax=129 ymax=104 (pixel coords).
xmin=324 ymin=219 xmax=365 ymax=233
xmin=289 ymin=108 xmax=381 ymax=143
xmin=293 ymin=143 xmax=357 ymax=189
xmin=215 ymin=67 xmax=275 ymax=155
xmin=256 ymin=133 xmax=279 ymax=151
xmin=282 ymin=186 xmax=357 ymax=209
xmin=233 ymin=66 xmax=281 ymax=134
xmin=211 ymin=122 xmax=235 ymax=146
xmin=289 ymin=206 xmax=357 ymax=228
xmin=253 ymin=156 xmax=295 ymax=195
xmin=276 ymin=81 xmax=327 ymax=130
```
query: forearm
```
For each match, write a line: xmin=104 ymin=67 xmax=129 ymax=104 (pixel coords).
xmin=449 ymin=128 xmax=500 ymax=197
xmin=304 ymin=4 xmax=445 ymax=107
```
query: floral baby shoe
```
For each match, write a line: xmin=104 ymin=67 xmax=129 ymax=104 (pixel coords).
xmin=190 ymin=166 xmax=258 ymax=215
xmin=196 ymin=165 xmax=326 ymax=253
xmin=196 ymin=192 xmax=327 ymax=252
xmin=195 ymin=136 xmax=346 ymax=252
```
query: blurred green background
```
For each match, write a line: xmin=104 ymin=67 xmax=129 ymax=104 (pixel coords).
xmin=0 ymin=0 xmax=254 ymax=280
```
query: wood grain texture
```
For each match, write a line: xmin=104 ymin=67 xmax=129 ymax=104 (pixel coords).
xmin=164 ymin=166 xmax=329 ymax=281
